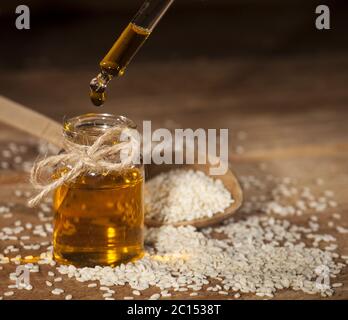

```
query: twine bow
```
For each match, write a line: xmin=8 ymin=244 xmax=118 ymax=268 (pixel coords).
xmin=28 ymin=126 xmax=140 ymax=207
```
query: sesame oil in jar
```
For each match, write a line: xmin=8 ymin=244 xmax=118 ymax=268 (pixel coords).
xmin=53 ymin=114 xmax=144 ymax=267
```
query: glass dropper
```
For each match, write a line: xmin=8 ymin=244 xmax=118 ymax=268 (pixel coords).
xmin=90 ymin=0 xmax=175 ymax=106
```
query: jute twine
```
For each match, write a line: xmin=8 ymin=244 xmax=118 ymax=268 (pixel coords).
xmin=28 ymin=126 xmax=140 ymax=207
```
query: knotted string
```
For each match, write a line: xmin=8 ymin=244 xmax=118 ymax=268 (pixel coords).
xmin=28 ymin=126 xmax=140 ymax=207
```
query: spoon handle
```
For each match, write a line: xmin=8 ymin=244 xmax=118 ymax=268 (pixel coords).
xmin=0 ymin=95 xmax=62 ymax=148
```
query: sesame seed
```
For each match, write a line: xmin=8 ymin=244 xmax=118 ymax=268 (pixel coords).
xmin=149 ymin=293 xmax=160 ymax=300
xmin=14 ymin=190 xmax=22 ymax=197
xmin=1 ymin=162 xmax=9 ymax=169
xmin=2 ymin=150 xmax=11 ymax=158
xmin=324 ymin=190 xmax=334 ymax=197
xmin=8 ymin=284 xmax=17 ymax=289
xmin=51 ymin=289 xmax=64 ymax=295
xmin=328 ymin=221 xmax=335 ymax=228
xmin=329 ymin=201 xmax=337 ymax=208
xmin=316 ymin=178 xmax=324 ymax=186
xmin=100 ymin=286 xmax=110 ymax=291
xmin=336 ymin=226 xmax=348 ymax=234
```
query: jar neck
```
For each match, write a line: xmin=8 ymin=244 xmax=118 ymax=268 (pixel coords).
xmin=63 ymin=113 xmax=136 ymax=146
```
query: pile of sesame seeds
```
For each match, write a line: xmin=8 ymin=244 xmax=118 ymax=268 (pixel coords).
xmin=145 ymin=169 xmax=234 ymax=223
xmin=0 ymin=141 xmax=347 ymax=300
xmin=56 ymin=216 xmax=346 ymax=299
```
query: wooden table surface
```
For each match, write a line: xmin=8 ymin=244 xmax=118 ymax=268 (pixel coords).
xmin=0 ymin=53 xmax=348 ymax=299
xmin=0 ymin=1 xmax=348 ymax=299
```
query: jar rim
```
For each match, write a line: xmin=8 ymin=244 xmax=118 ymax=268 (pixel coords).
xmin=63 ymin=113 xmax=136 ymax=144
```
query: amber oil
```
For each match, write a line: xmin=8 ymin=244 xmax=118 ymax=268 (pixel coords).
xmin=90 ymin=23 xmax=151 ymax=106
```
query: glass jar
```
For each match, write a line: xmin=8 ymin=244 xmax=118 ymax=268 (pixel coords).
xmin=52 ymin=113 xmax=144 ymax=267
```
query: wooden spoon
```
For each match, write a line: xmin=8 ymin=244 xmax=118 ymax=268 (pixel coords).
xmin=0 ymin=95 xmax=243 ymax=228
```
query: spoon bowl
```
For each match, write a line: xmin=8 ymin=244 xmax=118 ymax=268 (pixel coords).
xmin=144 ymin=161 xmax=243 ymax=228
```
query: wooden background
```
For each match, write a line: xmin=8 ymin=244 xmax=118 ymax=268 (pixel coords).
xmin=0 ymin=0 xmax=347 ymax=299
